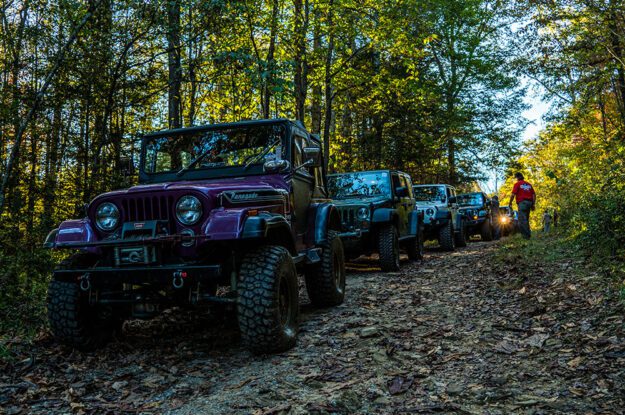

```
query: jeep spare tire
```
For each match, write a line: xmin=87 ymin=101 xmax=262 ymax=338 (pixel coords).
xmin=305 ymin=231 xmax=346 ymax=307
xmin=379 ymin=223 xmax=401 ymax=271
xmin=237 ymin=245 xmax=299 ymax=354
xmin=438 ymin=220 xmax=455 ymax=251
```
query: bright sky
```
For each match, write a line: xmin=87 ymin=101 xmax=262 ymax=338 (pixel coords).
xmin=479 ymin=80 xmax=551 ymax=194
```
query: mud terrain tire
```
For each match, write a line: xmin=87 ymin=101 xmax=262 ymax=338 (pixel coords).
xmin=481 ymin=220 xmax=494 ymax=241
xmin=48 ymin=281 xmax=120 ymax=351
xmin=238 ymin=246 xmax=299 ymax=354
xmin=305 ymin=232 xmax=346 ymax=307
xmin=406 ymin=225 xmax=425 ymax=261
xmin=455 ymin=219 xmax=468 ymax=247
xmin=379 ymin=224 xmax=400 ymax=271
xmin=438 ymin=220 xmax=455 ymax=251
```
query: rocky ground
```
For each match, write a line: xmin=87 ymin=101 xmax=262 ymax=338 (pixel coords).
xmin=1 ymin=237 xmax=625 ymax=414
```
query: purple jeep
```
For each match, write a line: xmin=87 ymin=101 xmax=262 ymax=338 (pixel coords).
xmin=44 ymin=119 xmax=346 ymax=354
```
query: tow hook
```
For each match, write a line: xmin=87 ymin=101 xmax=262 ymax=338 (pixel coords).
xmin=79 ymin=273 xmax=91 ymax=292
xmin=172 ymin=270 xmax=187 ymax=289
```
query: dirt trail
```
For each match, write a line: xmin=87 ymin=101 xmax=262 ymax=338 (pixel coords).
xmin=2 ymin=241 xmax=624 ymax=414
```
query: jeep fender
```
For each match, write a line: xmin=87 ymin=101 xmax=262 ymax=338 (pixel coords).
xmin=372 ymin=208 xmax=397 ymax=225
xmin=242 ymin=213 xmax=296 ymax=254
xmin=49 ymin=219 xmax=99 ymax=253
xmin=407 ymin=210 xmax=420 ymax=237
xmin=306 ymin=203 xmax=341 ymax=246
xmin=454 ymin=212 xmax=464 ymax=231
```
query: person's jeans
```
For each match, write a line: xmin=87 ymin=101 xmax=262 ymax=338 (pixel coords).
xmin=518 ymin=200 xmax=533 ymax=239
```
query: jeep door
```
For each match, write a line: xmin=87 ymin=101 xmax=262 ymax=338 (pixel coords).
xmin=291 ymin=129 xmax=314 ymax=240
xmin=392 ymin=173 xmax=411 ymax=237
xmin=447 ymin=186 xmax=459 ymax=227
xmin=402 ymin=174 xmax=417 ymax=235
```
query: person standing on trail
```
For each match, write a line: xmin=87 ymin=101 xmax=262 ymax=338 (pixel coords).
xmin=491 ymin=195 xmax=501 ymax=240
xmin=508 ymin=173 xmax=536 ymax=239
xmin=553 ymin=209 xmax=559 ymax=228
xmin=543 ymin=210 xmax=552 ymax=232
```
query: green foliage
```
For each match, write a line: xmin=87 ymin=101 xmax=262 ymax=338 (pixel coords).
xmin=0 ymin=247 xmax=53 ymax=335
xmin=499 ymin=1 xmax=625 ymax=261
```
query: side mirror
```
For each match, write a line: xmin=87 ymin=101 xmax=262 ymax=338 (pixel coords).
xmin=449 ymin=196 xmax=456 ymax=204
xmin=263 ymin=159 xmax=290 ymax=173
xmin=303 ymin=147 xmax=322 ymax=168
xmin=395 ymin=186 xmax=409 ymax=197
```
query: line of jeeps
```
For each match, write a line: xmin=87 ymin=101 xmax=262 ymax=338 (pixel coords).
xmin=43 ymin=118 xmax=512 ymax=354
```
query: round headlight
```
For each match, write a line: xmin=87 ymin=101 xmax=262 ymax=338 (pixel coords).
xmin=426 ymin=208 xmax=435 ymax=216
xmin=357 ymin=207 xmax=369 ymax=220
xmin=95 ymin=202 xmax=120 ymax=231
xmin=176 ymin=195 xmax=202 ymax=225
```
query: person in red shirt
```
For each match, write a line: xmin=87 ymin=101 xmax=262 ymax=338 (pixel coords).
xmin=508 ymin=172 xmax=536 ymax=239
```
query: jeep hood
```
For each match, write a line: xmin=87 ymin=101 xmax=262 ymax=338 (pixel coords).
xmin=331 ymin=196 xmax=388 ymax=207
xmin=90 ymin=175 xmax=289 ymax=206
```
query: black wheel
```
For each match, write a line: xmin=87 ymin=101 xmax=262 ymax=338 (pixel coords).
xmin=48 ymin=281 xmax=118 ymax=351
xmin=438 ymin=220 xmax=455 ymax=251
xmin=379 ymin=223 xmax=400 ymax=271
xmin=48 ymin=254 xmax=122 ymax=351
xmin=237 ymin=245 xmax=299 ymax=354
xmin=407 ymin=225 xmax=425 ymax=261
xmin=305 ymin=231 xmax=346 ymax=307
xmin=455 ymin=219 xmax=468 ymax=247
xmin=481 ymin=220 xmax=494 ymax=241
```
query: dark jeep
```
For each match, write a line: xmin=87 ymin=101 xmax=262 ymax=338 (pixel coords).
xmin=44 ymin=119 xmax=346 ymax=354
xmin=457 ymin=192 xmax=494 ymax=241
xmin=413 ymin=184 xmax=467 ymax=251
xmin=327 ymin=170 xmax=423 ymax=271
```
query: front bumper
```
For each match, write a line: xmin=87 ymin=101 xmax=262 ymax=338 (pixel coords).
xmin=464 ymin=217 xmax=487 ymax=228
xmin=53 ymin=263 xmax=223 ymax=286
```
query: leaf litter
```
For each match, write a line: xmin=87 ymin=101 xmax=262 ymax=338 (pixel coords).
xmin=1 ymin=241 xmax=624 ymax=414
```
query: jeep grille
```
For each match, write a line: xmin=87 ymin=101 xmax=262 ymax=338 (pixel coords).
xmin=338 ymin=207 xmax=357 ymax=228
xmin=121 ymin=196 xmax=174 ymax=222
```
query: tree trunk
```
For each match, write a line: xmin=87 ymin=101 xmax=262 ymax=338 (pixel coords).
xmin=310 ymin=6 xmax=322 ymax=133
xmin=167 ymin=0 xmax=182 ymax=129
xmin=263 ymin=0 xmax=280 ymax=119
xmin=322 ymin=0 xmax=335 ymax=171
xmin=293 ymin=0 xmax=308 ymax=122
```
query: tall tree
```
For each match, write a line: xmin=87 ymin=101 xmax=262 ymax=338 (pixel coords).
xmin=167 ymin=0 xmax=182 ymax=129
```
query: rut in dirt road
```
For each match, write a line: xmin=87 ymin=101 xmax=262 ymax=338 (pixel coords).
xmin=2 ymin=241 xmax=624 ymax=414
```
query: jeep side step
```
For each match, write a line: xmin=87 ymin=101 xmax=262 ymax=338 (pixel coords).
xmin=293 ymin=248 xmax=323 ymax=265
xmin=338 ymin=231 xmax=361 ymax=239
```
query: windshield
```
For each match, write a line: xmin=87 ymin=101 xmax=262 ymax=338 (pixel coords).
xmin=328 ymin=172 xmax=391 ymax=199
xmin=413 ymin=186 xmax=446 ymax=202
xmin=457 ymin=193 xmax=484 ymax=206
xmin=143 ymin=124 xmax=286 ymax=174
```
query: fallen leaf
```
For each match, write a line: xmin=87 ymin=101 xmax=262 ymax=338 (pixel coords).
xmin=525 ymin=333 xmax=549 ymax=348
xmin=567 ymin=356 xmax=583 ymax=368
xmin=388 ymin=375 xmax=414 ymax=395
